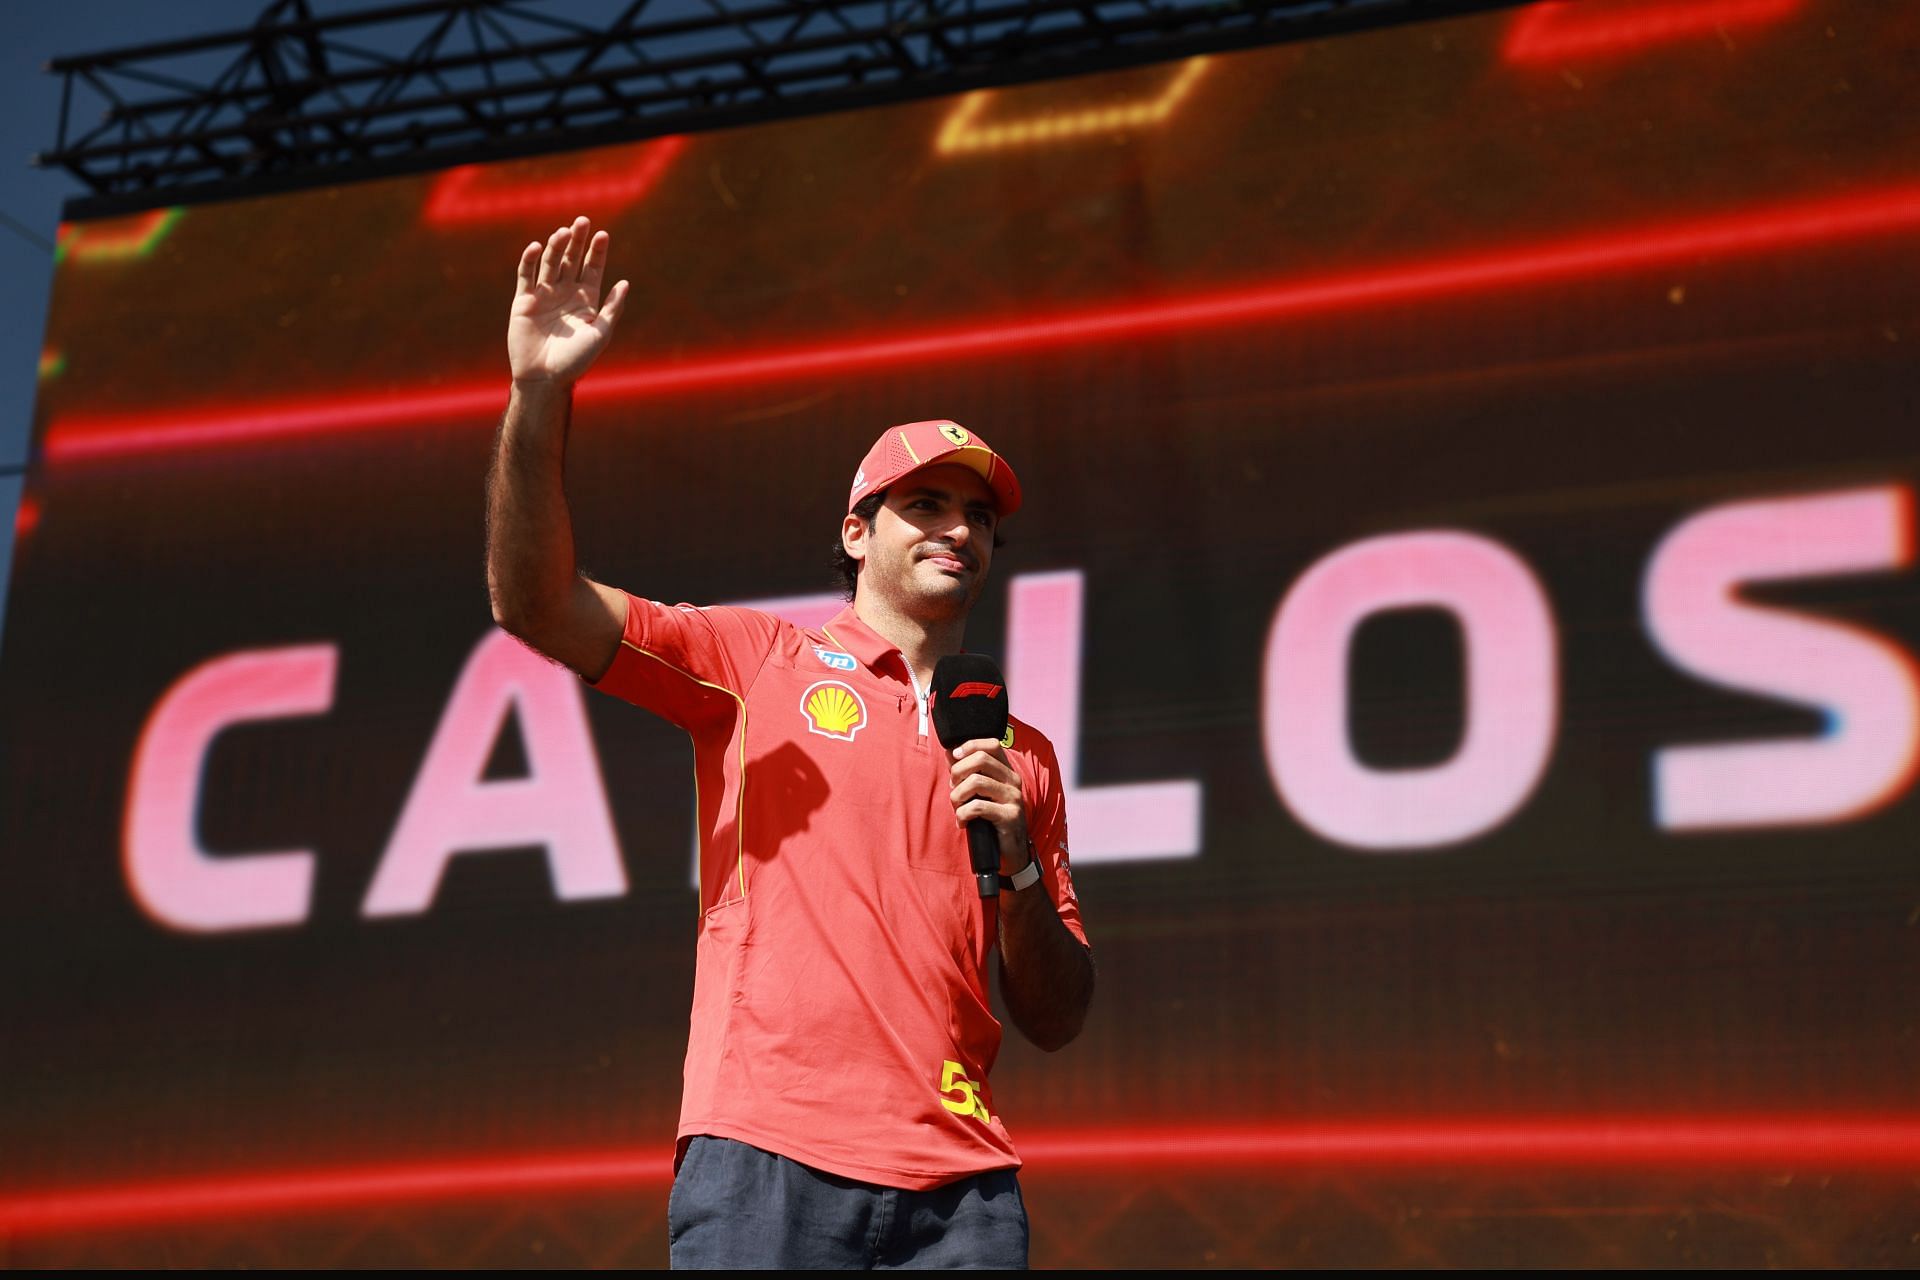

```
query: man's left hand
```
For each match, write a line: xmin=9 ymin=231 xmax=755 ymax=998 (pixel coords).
xmin=948 ymin=739 xmax=1031 ymax=877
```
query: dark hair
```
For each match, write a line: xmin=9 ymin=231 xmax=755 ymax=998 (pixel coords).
xmin=830 ymin=488 xmax=1009 ymax=601
xmin=832 ymin=491 xmax=887 ymax=601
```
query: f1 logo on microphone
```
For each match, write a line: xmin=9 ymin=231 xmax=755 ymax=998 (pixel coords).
xmin=950 ymin=682 xmax=1003 ymax=699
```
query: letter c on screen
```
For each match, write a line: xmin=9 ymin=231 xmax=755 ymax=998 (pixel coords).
xmin=1263 ymin=531 xmax=1558 ymax=850
xmin=124 ymin=644 xmax=335 ymax=931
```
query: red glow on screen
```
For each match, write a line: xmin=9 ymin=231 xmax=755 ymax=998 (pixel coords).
xmin=1505 ymin=0 xmax=1804 ymax=63
xmin=1019 ymin=1115 xmax=1920 ymax=1171
xmin=0 ymin=1147 xmax=675 ymax=1237
xmin=423 ymin=137 xmax=685 ymax=226
xmin=49 ymin=383 xmax=510 ymax=460
xmin=42 ymin=179 xmax=1920 ymax=463
xmin=13 ymin=495 xmax=38 ymax=540
xmin=5 ymin=1116 xmax=1920 ymax=1237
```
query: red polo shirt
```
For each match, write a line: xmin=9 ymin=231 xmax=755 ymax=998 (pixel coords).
xmin=586 ymin=591 xmax=1087 ymax=1189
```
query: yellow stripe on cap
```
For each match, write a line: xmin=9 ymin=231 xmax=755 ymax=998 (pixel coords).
xmin=947 ymin=443 xmax=997 ymax=484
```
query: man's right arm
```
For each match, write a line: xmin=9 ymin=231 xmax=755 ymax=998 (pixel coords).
xmin=486 ymin=380 xmax=626 ymax=680
xmin=485 ymin=215 xmax=632 ymax=682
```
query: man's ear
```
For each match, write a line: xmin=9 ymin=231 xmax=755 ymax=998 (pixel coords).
xmin=841 ymin=511 xmax=868 ymax=565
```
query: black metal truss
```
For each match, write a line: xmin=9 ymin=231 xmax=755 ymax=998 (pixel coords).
xmin=41 ymin=0 xmax=1525 ymax=218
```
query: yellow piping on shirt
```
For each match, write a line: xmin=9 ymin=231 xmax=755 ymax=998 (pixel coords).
xmin=624 ymin=640 xmax=751 ymax=903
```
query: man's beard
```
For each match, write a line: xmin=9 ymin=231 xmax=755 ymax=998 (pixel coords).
xmin=875 ymin=543 xmax=981 ymax=620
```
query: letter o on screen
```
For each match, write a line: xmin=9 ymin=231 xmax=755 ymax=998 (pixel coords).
xmin=1263 ymin=530 xmax=1558 ymax=850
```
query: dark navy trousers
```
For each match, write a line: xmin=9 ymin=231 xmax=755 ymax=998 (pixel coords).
xmin=668 ymin=1135 xmax=1029 ymax=1269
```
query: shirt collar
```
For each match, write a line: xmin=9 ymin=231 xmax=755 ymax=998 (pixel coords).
xmin=820 ymin=604 xmax=907 ymax=678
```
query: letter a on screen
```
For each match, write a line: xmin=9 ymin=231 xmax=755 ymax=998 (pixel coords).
xmin=363 ymin=628 xmax=626 ymax=916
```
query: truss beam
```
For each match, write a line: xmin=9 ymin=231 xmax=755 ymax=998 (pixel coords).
xmin=40 ymin=0 xmax=1523 ymax=217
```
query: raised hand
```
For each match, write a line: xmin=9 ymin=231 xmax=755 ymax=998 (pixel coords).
xmin=508 ymin=215 xmax=631 ymax=385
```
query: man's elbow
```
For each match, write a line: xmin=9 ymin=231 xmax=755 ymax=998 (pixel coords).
xmin=1025 ymin=1002 xmax=1090 ymax=1053
xmin=486 ymin=562 xmax=522 ymax=634
xmin=487 ymin=573 xmax=550 ymax=643
xmin=1026 ymin=1018 xmax=1085 ymax=1054
xmin=1019 ymin=960 xmax=1095 ymax=1052
xmin=489 ymin=590 xmax=528 ymax=637
xmin=489 ymin=593 xmax=563 ymax=665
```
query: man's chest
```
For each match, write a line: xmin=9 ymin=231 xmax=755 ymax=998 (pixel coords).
xmin=734 ymin=646 xmax=964 ymax=865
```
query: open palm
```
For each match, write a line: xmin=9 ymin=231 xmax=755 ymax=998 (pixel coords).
xmin=508 ymin=215 xmax=631 ymax=384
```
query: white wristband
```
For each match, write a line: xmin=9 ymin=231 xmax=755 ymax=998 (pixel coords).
xmin=1004 ymin=856 xmax=1043 ymax=892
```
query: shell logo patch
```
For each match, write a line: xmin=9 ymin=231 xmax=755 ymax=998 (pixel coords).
xmin=801 ymin=680 xmax=868 ymax=741
xmin=1000 ymin=723 xmax=1015 ymax=748
xmin=938 ymin=422 xmax=969 ymax=447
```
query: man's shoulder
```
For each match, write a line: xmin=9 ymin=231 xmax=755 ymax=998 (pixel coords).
xmin=628 ymin=601 xmax=812 ymax=685
xmin=689 ymin=606 xmax=860 ymax=677
xmin=655 ymin=601 xmax=812 ymax=641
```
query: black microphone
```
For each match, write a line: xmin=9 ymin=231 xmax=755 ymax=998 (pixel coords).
xmin=930 ymin=654 xmax=1010 ymax=900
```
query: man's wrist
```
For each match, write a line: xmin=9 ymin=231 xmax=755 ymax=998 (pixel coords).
xmin=511 ymin=375 xmax=573 ymax=398
xmin=999 ymin=839 xmax=1042 ymax=891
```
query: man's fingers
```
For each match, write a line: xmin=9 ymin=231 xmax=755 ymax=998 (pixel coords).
xmin=556 ymin=215 xmax=592 ymax=285
xmin=951 ymin=760 xmax=1017 ymax=793
xmin=514 ymin=241 xmax=541 ymax=295
xmin=536 ymin=226 xmax=569 ymax=287
xmin=953 ymin=797 xmax=1019 ymax=830
xmin=596 ymin=279 xmax=630 ymax=332
xmin=950 ymin=773 xmax=1018 ymax=807
xmin=949 ymin=743 xmax=1018 ymax=785
xmin=581 ymin=229 xmax=610 ymax=292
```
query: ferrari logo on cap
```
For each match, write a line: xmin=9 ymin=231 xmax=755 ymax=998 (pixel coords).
xmin=938 ymin=423 xmax=969 ymax=446
xmin=801 ymin=680 xmax=868 ymax=741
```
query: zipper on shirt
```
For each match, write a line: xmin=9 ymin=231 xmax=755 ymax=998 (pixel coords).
xmin=907 ymin=667 xmax=930 ymax=741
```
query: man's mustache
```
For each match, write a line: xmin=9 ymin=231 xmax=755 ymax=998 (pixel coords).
xmin=916 ymin=543 xmax=977 ymax=570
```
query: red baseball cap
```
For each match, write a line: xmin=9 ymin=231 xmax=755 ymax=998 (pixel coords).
xmin=847 ymin=419 xmax=1023 ymax=517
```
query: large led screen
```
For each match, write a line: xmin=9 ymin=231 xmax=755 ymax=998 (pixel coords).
xmin=5 ymin=0 xmax=1920 ymax=1266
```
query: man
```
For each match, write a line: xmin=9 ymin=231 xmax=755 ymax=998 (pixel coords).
xmin=486 ymin=215 xmax=1095 ymax=1268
